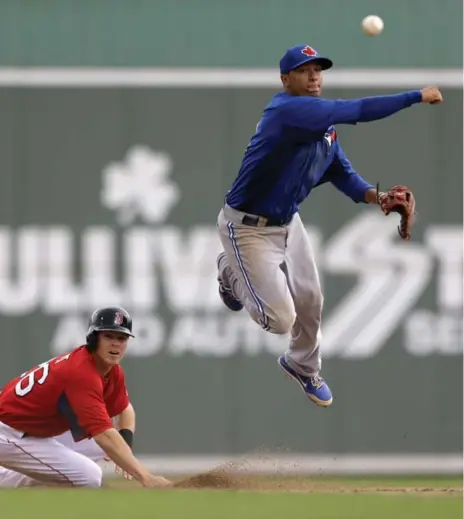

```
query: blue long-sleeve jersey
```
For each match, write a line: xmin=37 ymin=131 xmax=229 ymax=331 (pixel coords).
xmin=225 ymin=90 xmax=423 ymax=224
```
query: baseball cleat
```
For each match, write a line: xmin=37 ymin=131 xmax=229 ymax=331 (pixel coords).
xmin=217 ymin=252 xmax=243 ymax=312
xmin=278 ymin=355 xmax=333 ymax=407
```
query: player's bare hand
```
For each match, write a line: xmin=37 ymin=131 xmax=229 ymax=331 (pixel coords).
xmin=141 ymin=474 xmax=173 ymax=489
xmin=115 ymin=465 xmax=133 ymax=480
xmin=420 ymin=86 xmax=443 ymax=104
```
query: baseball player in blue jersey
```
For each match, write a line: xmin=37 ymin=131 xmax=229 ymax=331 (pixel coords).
xmin=216 ymin=44 xmax=443 ymax=408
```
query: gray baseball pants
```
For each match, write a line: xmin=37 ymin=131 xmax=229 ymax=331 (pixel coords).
xmin=217 ymin=204 xmax=323 ymax=376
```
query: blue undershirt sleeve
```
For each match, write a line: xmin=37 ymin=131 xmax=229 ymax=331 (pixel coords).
xmin=282 ymin=90 xmax=422 ymax=131
xmin=323 ymin=142 xmax=374 ymax=203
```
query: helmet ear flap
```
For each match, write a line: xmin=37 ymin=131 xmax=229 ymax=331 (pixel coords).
xmin=86 ymin=330 xmax=98 ymax=352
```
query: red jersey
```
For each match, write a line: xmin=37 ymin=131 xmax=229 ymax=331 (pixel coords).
xmin=0 ymin=345 xmax=129 ymax=441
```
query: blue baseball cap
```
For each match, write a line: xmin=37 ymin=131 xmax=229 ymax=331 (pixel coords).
xmin=280 ymin=44 xmax=333 ymax=74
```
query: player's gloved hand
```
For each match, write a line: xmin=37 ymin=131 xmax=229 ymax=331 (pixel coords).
xmin=141 ymin=474 xmax=173 ymax=488
xmin=420 ymin=86 xmax=443 ymax=105
xmin=377 ymin=183 xmax=417 ymax=240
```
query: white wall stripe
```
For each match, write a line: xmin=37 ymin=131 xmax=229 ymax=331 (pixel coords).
xmin=101 ymin=454 xmax=463 ymax=476
xmin=0 ymin=67 xmax=460 ymax=88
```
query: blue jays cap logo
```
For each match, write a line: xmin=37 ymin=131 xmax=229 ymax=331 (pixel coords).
xmin=301 ymin=45 xmax=317 ymax=57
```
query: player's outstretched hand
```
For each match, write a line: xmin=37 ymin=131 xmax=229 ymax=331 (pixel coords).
xmin=420 ymin=86 xmax=443 ymax=104
xmin=141 ymin=474 xmax=173 ymax=489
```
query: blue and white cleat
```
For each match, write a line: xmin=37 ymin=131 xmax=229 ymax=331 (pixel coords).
xmin=278 ymin=355 xmax=333 ymax=407
xmin=217 ymin=252 xmax=243 ymax=312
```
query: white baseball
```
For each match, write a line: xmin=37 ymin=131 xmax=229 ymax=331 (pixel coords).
xmin=361 ymin=15 xmax=384 ymax=36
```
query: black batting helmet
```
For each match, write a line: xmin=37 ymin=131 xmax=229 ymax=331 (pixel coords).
xmin=86 ymin=306 xmax=134 ymax=352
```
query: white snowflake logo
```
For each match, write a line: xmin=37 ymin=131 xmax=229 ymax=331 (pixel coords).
xmin=100 ymin=145 xmax=181 ymax=225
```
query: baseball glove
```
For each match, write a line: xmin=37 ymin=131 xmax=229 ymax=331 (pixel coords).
xmin=376 ymin=183 xmax=416 ymax=240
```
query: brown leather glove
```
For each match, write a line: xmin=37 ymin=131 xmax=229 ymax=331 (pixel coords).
xmin=377 ymin=183 xmax=417 ymax=240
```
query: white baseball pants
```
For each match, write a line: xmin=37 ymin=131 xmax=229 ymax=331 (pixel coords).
xmin=0 ymin=422 xmax=104 ymax=488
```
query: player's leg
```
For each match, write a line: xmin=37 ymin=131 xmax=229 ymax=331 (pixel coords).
xmin=217 ymin=206 xmax=296 ymax=334
xmin=54 ymin=430 xmax=105 ymax=463
xmin=0 ymin=465 xmax=43 ymax=487
xmin=0 ymin=432 xmax=105 ymax=487
xmin=277 ymin=213 xmax=333 ymax=407
xmin=0 ymin=422 xmax=103 ymax=487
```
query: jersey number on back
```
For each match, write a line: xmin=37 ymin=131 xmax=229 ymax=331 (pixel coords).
xmin=14 ymin=354 xmax=71 ymax=397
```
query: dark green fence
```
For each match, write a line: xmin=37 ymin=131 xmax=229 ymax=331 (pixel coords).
xmin=0 ymin=85 xmax=461 ymax=459
xmin=0 ymin=0 xmax=461 ymax=67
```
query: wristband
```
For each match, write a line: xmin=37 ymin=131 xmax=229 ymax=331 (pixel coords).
xmin=119 ymin=428 xmax=134 ymax=448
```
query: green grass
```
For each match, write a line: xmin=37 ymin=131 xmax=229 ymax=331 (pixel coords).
xmin=0 ymin=476 xmax=461 ymax=519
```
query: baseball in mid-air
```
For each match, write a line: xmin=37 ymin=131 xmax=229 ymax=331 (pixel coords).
xmin=361 ymin=15 xmax=384 ymax=36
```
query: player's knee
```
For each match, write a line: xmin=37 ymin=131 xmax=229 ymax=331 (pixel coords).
xmin=86 ymin=463 xmax=103 ymax=488
xmin=76 ymin=462 xmax=103 ymax=488
xmin=268 ymin=309 xmax=296 ymax=334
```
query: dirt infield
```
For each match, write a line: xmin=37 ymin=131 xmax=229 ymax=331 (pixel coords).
xmin=172 ymin=470 xmax=461 ymax=496
xmin=103 ymin=449 xmax=462 ymax=496
xmin=162 ymin=455 xmax=462 ymax=496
